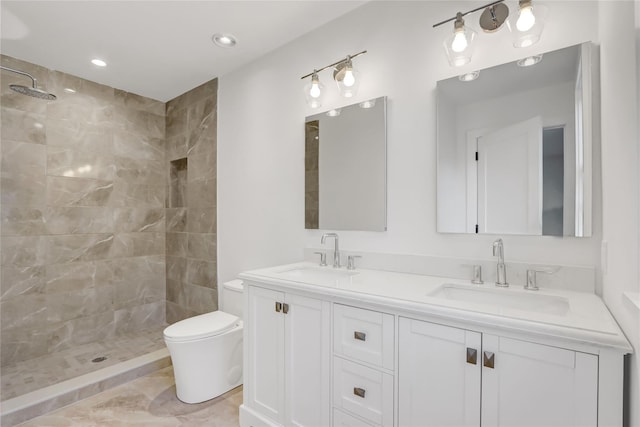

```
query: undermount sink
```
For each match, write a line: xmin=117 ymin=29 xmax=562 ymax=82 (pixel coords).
xmin=276 ymin=266 xmax=358 ymax=284
xmin=428 ymin=283 xmax=570 ymax=316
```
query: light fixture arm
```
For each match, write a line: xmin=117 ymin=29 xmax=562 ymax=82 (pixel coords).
xmin=0 ymin=65 xmax=38 ymax=89
xmin=432 ymin=0 xmax=505 ymax=28
xmin=300 ymin=50 xmax=367 ymax=80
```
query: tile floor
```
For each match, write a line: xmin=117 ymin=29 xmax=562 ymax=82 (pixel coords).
xmin=15 ymin=366 xmax=242 ymax=426
xmin=1 ymin=326 xmax=167 ymax=401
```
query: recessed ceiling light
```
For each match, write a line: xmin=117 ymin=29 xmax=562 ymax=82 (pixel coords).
xmin=359 ymin=99 xmax=377 ymax=109
xmin=212 ymin=33 xmax=237 ymax=48
xmin=517 ymin=54 xmax=543 ymax=67
xmin=91 ymin=58 xmax=107 ymax=67
xmin=458 ymin=71 xmax=480 ymax=82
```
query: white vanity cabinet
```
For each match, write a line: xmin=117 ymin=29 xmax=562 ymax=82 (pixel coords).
xmin=399 ymin=317 xmax=598 ymax=427
xmin=243 ymin=284 xmax=331 ymax=427
xmin=239 ymin=262 xmax=630 ymax=427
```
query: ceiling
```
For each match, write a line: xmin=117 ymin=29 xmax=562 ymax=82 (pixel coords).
xmin=1 ymin=1 xmax=367 ymax=102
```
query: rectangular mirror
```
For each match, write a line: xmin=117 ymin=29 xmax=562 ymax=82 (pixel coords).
xmin=305 ymin=96 xmax=387 ymax=231
xmin=437 ymin=42 xmax=594 ymax=237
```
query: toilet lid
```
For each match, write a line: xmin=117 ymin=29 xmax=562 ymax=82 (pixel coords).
xmin=163 ymin=311 xmax=239 ymax=341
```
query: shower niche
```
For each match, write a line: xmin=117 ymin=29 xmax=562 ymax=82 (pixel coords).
xmin=170 ymin=157 xmax=187 ymax=208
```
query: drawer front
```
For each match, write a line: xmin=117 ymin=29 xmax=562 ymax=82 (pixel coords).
xmin=334 ymin=304 xmax=394 ymax=370
xmin=333 ymin=408 xmax=379 ymax=427
xmin=333 ymin=357 xmax=393 ymax=426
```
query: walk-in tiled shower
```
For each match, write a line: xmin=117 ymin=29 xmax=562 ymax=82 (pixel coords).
xmin=0 ymin=55 xmax=219 ymax=421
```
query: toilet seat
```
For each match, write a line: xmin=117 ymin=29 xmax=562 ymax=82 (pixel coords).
xmin=164 ymin=311 xmax=239 ymax=342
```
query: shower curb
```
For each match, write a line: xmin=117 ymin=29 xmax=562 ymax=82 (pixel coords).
xmin=1 ymin=348 xmax=171 ymax=426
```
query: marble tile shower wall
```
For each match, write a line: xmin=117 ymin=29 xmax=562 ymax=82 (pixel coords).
xmin=0 ymin=56 xmax=167 ymax=366
xmin=165 ymin=79 xmax=218 ymax=324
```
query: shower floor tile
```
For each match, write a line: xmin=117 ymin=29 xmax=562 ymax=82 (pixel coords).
xmin=1 ymin=326 xmax=167 ymax=401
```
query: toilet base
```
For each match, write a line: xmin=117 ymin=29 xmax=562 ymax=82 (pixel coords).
xmin=165 ymin=321 xmax=243 ymax=404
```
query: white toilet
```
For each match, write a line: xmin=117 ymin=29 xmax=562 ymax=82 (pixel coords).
xmin=163 ymin=279 xmax=244 ymax=404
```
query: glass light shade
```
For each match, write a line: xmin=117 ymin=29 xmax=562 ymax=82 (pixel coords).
xmin=334 ymin=63 xmax=360 ymax=98
xmin=443 ymin=25 xmax=477 ymax=67
xmin=506 ymin=2 xmax=548 ymax=48
xmin=304 ymin=74 xmax=324 ymax=108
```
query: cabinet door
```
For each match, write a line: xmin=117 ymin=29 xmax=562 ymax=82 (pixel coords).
xmin=481 ymin=334 xmax=598 ymax=427
xmin=398 ymin=317 xmax=481 ymax=427
xmin=247 ymin=286 xmax=286 ymax=424
xmin=285 ymin=293 xmax=331 ymax=427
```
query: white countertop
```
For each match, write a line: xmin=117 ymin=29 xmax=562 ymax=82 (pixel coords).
xmin=240 ymin=261 xmax=632 ymax=352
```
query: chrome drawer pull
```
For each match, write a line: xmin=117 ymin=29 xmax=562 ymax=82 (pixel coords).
xmin=354 ymin=331 xmax=366 ymax=341
xmin=353 ymin=387 xmax=366 ymax=398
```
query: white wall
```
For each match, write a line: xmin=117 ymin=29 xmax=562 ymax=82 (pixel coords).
xmin=599 ymin=1 xmax=640 ymax=425
xmin=219 ymin=0 xmax=600 ymax=283
xmin=218 ymin=0 xmax=639 ymax=422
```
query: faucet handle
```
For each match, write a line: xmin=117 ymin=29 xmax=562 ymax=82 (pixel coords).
xmin=471 ymin=265 xmax=484 ymax=284
xmin=347 ymin=255 xmax=362 ymax=270
xmin=525 ymin=267 xmax=557 ymax=291
xmin=525 ymin=270 xmax=540 ymax=291
xmin=314 ymin=251 xmax=327 ymax=267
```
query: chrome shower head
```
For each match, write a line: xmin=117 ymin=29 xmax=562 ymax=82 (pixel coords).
xmin=9 ymin=84 xmax=57 ymax=100
xmin=1 ymin=65 xmax=56 ymax=101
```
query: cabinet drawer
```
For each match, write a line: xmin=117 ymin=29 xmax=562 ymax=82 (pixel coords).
xmin=333 ymin=408 xmax=379 ymax=427
xmin=333 ymin=357 xmax=393 ymax=426
xmin=334 ymin=304 xmax=394 ymax=369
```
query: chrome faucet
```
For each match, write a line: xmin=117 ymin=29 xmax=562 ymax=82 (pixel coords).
xmin=492 ymin=238 xmax=508 ymax=287
xmin=321 ymin=233 xmax=341 ymax=268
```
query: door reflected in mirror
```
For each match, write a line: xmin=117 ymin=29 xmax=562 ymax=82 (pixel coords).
xmin=305 ymin=96 xmax=387 ymax=231
xmin=437 ymin=42 xmax=595 ymax=237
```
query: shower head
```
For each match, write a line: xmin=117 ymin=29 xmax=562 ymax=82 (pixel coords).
xmin=1 ymin=65 xmax=56 ymax=100
xmin=9 ymin=84 xmax=57 ymax=100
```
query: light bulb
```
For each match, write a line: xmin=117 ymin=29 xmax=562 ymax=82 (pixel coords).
xmin=451 ymin=28 xmax=468 ymax=53
xmin=309 ymin=74 xmax=321 ymax=98
xmin=309 ymin=82 xmax=321 ymax=98
xmin=343 ymin=68 xmax=355 ymax=87
xmin=516 ymin=5 xmax=536 ymax=31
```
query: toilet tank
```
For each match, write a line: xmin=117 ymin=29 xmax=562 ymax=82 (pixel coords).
xmin=222 ymin=280 xmax=244 ymax=318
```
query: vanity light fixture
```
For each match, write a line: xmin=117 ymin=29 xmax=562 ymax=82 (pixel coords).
xmin=334 ymin=55 xmax=360 ymax=98
xmin=517 ymin=54 xmax=543 ymax=67
xmin=459 ymin=71 xmax=480 ymax=82
xmin=304 ymin=71 xmax=324 ymax=109
xmin=434 ymin=0 xmax=547 ymax=67
xmin=516 ymin=0 xmax=536 ymax=31
xmin=301 ymin=50 xmax=367 ymax=108
xmin=507 ymin=0 xmax=548 ymax=48
xmin=441 ymin=12 xmax=477 ymax=67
